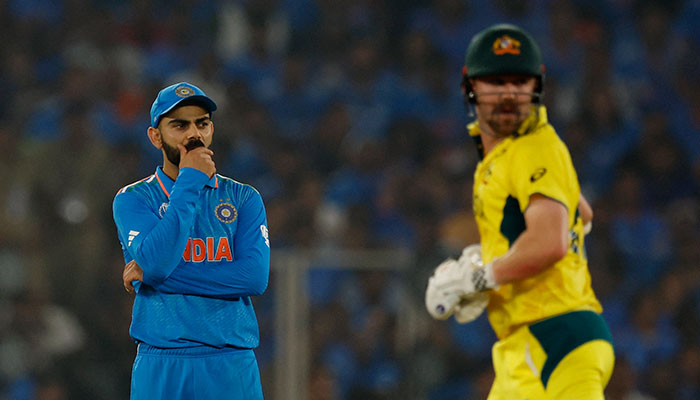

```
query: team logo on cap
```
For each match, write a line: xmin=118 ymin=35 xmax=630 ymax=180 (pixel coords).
xmin=492 ymin=34 xmax=521 ymax=55
xmin=175 ymin=86 xmax=195 ymax=97
xmin=215 ymin=202 xmax=237 ymax=223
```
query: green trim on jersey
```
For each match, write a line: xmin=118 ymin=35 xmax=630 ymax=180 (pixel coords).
xmin=124 ymin=180 xmax=151 ymax=192
xmin=529 ymin=311 xmax=613 ymax=387
xmin=500 ymin=196 xmax=526 ymax=246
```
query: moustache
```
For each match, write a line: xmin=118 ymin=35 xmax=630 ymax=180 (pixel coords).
xmin=495 ymin=106 xmax=518 ymax=114
xmin=185 ymin=139 xmax=205 ymax=151
xmin=494 ymin=99 xmax=520 ymax=113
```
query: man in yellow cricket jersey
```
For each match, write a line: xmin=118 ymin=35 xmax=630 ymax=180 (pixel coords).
xmin=425 ymin=24 xmax=614 ymax=399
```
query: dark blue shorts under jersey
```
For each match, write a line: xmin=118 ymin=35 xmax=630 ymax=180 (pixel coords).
xmin=131 ymin=344 xmax=263 ymax=400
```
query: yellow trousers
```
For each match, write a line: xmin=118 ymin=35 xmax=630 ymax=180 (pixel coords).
xmin=487 ymin=311 xmax=615 ymax=400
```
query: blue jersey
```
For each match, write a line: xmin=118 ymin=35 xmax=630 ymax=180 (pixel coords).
xmin=113 ymin=166 xmax=270 ymax=349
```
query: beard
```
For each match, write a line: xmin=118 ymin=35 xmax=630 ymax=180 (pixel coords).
xmin=483 ymin=99 xmax=530 ymax=137
xmin=161 ymin=138 xmax=205 ymax=166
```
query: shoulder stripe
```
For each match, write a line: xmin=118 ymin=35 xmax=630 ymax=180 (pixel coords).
xmin=217 ymin=174 xmax=261 ymax=195
xmin=116 ymin=175 xmax=154 ymax=195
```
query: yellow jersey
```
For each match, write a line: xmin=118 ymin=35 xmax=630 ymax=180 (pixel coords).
xmin=469 ymin=105 xmax=602 ymax=340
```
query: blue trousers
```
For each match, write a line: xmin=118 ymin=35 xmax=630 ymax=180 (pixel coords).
xmin=131 ymin=344 xmax=263 ymax=400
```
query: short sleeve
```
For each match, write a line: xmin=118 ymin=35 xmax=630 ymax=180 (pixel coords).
xmin=509 ymin=137 xmax=576 ymax=213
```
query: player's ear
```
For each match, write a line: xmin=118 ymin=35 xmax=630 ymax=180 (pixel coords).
xmin=147 ymin=126 xmax=162 ymax=149
xmin=204 ymin=117 xmax=214 ymax=144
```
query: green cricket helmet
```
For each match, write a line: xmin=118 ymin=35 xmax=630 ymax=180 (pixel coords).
xmin=461 ymin=23 xmax=545 ymax=104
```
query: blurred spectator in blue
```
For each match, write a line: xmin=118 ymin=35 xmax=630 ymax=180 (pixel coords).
xmin=306 ymin=102 xmax=352 ymax=176
xmin=575 ymin=60 xmax=640 ymax=198
xmin=335 ymin=35 xmax=399 ymax=142
xmin=372 ymin=168 xmax=419 ymax=249
xmin=621 ymin=112 xmax=698 ymax=207
xmin=608 ymin=0 xmax=685 ymax=109
xmin=309 ymin=364 xmax=341 ymax=400
xmin=487 ymin=0 xmax=549 ymax=40
xmin=220 ymin=0 xmax=290 ymax=103
xmin=1 ymin=290 xmax=84 ymax=400
xmin=324 ymin=138 xmax=384 ymax=210
xmin=608 ymin=168 xmax=673 ymax=294
xmin=676 ymin=345 xmax=700 ymax=400
xmin=538 ymin=0 xmax=586 ymax=126
xmin=262 ymin=47 xmax=334 ymax=143
xmin=393 ymin=32 xmax=467 ymax=142
xmin=614 ymin=290 xmax=680 ymax=374
xmin=605 ymin=357 xmax=656 ymax=400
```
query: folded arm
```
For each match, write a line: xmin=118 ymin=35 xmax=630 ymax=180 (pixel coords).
xmin=113 ymin=168 xmax=208 ymax=286
xmin=153 ymin=189 xmax=271 ymax=298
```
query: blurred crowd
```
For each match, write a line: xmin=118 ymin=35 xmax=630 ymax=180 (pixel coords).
xmin=0 ymin=0 xmax=698 ymax=399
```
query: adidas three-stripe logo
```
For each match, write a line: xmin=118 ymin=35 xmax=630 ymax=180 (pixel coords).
xmin=128 ymin=230 xmax=140 ymax=247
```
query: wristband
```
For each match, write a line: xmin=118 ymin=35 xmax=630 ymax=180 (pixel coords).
xmin=472 ymin=262 xmax=498 ymax=291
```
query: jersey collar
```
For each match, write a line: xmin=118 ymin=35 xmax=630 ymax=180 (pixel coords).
xmin=467 ymin=105 xmax=548 ymax=159
xmin=154 ymin=166 xmax=218 ymax=197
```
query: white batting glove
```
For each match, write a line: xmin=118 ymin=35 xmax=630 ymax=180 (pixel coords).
xmin=459 ymin=244 xmax=483 ymax=269
xmin=452 ymin=244 xmax=492 ymax=323
xmin=453 ymin=293 xmax=489 ymax=324
xmin=425 ymin=244 xmax=497 ymax=321
xmin=425 ymin=259 xmax=465 ymax=320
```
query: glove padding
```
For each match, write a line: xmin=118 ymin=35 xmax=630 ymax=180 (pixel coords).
xmin=453 ymin=244 xmax=489 ymax=323
xmin=453 ymin=293 xmax=489 ymax=324
xmin=425 ymin=244 xmax=491 ymax=322
xmin=425 ymin=258 xmax=465 ymax=320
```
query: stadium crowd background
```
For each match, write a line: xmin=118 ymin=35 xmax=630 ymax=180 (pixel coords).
xmin=0 ymin=0 xmax=698 ymax=399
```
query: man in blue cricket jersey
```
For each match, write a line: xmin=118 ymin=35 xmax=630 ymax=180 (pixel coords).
xmin=112 ymin=82 xmax=270 ymax=400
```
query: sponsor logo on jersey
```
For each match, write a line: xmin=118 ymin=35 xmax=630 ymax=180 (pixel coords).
xmin=183 ymin=237 xmax=233 ymax=262
xmin=492 ymin=34 xmax=521 ymax=55
xmin=530 ymin=167 xmax=547 ymax=182
xmin=215 ymin=202 xmax=237 ymax=223
xmin=260 ymin=225 xmax=270 ymax=247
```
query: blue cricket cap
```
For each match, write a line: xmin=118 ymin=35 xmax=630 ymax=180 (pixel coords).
xmin=150 ymin=82 xmax=218 ymax=127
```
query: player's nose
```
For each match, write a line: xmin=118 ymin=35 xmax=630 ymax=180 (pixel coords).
xmin=500 ymin=83 xmax=519 ymax=97
xmin=185 ymin=123 xmax=203 ymax=140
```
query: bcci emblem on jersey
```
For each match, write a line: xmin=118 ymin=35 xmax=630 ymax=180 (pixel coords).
xmin=215 ymin=202 xmax=237 ymax=223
